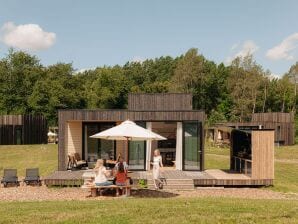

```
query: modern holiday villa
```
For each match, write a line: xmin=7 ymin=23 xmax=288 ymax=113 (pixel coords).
xmin=52 ymin=93 xmax=274 ymax=188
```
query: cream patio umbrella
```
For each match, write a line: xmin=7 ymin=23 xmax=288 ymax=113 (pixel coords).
xmin=90 ymin=120 xmax=166 ymax=162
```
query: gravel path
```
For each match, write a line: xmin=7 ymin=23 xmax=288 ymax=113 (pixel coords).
xmin=0 ymin=185 xmax=297 ymax=202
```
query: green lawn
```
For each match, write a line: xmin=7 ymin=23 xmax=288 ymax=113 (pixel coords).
xmin=0 ymin=144 xmax=57 ymax=177
xmin=0 ymin=198 xmax=297 ymax=224
xmin=275 ymin=144 xmax=298 ymax=160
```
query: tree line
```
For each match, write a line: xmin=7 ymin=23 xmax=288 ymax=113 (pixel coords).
xmin=0 ymin=48 xmax=297 ymax=126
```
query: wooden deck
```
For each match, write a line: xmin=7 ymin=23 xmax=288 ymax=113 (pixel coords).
xmin=44 ymin=169 xmax=273 ymax=188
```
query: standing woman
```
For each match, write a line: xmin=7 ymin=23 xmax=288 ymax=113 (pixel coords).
xmin=152 ymin=149 xmax=163 ymax=190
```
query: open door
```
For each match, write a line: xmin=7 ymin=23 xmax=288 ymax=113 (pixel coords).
xmin=182 ymin=121 xmax=203 ymax=171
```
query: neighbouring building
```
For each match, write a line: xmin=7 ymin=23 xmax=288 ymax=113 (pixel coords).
xmin=0 ymin=115 xmax=48 ymax=145
xmin=58 ymin=93 xmax=205 ymax=171
xmin=209 ymin=112 xmax=295 ymax=146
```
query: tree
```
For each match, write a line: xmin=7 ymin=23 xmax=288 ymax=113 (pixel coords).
xmin=228 ymin=55 xmax=267 ymax=121
xmin=171 ymin=48 xmax=208 ymax=110
xmin=0 ymin=49 xmax=43 ymax=114
xmin=287 ymin=62 xmax=298 ymax=113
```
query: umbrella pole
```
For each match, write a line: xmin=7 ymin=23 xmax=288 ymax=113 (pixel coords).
xmin=126 ymin=137 xmax=129 ymax=163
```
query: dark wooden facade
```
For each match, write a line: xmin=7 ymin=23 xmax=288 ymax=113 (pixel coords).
xmin=128 ymin=93 xmax=193 ymax=111
xmin=252 ymin=112 xmax=295 ymax=123
xmin=215 ymin=112 xmax=295 ymax=145
xmin=252 ymin=112 xmax=295 ymax=145
xmin=0 ymin=115 xmax=48 ymax=145
xmin=58 ymin=109 xmax=205 ymax=170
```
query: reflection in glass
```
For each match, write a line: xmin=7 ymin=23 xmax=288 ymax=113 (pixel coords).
xmin=183 ymin=122 xmax=201 ymax=170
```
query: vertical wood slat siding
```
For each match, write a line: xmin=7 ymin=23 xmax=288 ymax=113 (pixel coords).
xmin=252 ymin=112 xmax=294 ymax=123
xmin=0 ymin=115 xmax=47 ymax=145
xmin=251 ymin=112 xmax=295 ymax=145
xmin=251 ymin=130 xmax=274 ymax=179
xmin=222 ymin=112 xmax=295 ymax=145
xmin=0 ymin=115 xmax=23 ymax=125
xmin=128 ymin=93 xmax=193 ymax=111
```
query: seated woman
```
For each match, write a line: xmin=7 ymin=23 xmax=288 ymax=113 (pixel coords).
xmin=93 ymin=159 xmax=112 ymax=186
xmin=115 ymin=156 xmax=128 ymax=171
xmin=114 ymin=158 xmax=130 ymax=196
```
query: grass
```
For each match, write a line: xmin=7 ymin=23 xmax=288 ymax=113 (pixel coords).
xmin=275 ymin=144 xmax=298 ymax=160
xmin=0 ymin=144 xmax=57 ymax=177
xmin=273 ymin=162 xmax=298 ymax=193
xmin=0 ymin=198 xmax=297 ymax=224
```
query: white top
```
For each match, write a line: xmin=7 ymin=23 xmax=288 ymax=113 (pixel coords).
xmin=153 ymin=155 xmax=162 ymax=167
xmin=94 ymin=167 xmax=108 ymax=183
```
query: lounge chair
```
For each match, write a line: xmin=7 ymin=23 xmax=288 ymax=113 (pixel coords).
xmin=67 ymin=153 xmax=88 ymax=170
xmin=74 ymin=153 xmax=88 ymax=168
xmin=1 ymin=169 xmax=20 ymax=187
xmin=24 ymin=168 xmax=42 ymax=186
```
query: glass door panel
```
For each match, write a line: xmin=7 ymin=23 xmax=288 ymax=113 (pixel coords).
xmin=128 ymin=122 xmax=146 ymax=170
xmin=183 ymin=121 xmax=201 ymax=171
xmin=128 ymin=141 xmax=146 ymax=170
xmin=85 ymin=124 xmax=99 ymax=162
xmin=15 ymin=126 xmax=22 ymax=145
xmin=83 ymin=123 xmax=116 ymax=164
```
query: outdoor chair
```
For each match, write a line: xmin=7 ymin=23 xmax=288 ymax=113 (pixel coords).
xmin=1 ymin=169 xmax=20 ymax=187
xmin=24 ymin=168 xmax=42 ymax=186
xmin=67 ymin=153 xmax=88 ymax=170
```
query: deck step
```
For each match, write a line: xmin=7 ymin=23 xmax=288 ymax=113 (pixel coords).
xmin=146 ymin=179 xmax=194 ymax=184
xmin=147 ymin=178 xmax=195 ymax=190
xmin=147 ymin=183 xmax=194 ymax=190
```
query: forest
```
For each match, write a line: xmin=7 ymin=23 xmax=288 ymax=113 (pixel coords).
xmin=0 ymin=48 xmax=297 ymax=126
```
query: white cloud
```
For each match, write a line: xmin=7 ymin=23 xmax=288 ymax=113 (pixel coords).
xmin=269 ymin=73 xmax=281 ymax=80
xmin=131 ymin=56 xmax=145 ymax=63
xmin=74 ymin=67 xmax=96 ymax=74
xmin=266 ymin=33 xmax=298 ymax=61
xmin=226 ymin=40 xmax=259 ymax=64
xmin=230 ymin=43 xmax=239 ymax=51
xmin=1 ymin=21 xmax=56 ymax=51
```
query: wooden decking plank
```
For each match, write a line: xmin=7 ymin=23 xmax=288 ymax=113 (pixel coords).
xmin=44 ymin=170 xmax=273 ymax=187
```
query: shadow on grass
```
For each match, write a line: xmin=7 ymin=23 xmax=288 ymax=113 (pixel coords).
xmin=131 ymin=189 xmax=179 ymax=198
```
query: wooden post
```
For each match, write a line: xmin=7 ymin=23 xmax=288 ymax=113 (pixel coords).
xmin=125 ymin=137 xmax=129 ymax=163
xmin=91 ymin=188 xmax=97 ymax=197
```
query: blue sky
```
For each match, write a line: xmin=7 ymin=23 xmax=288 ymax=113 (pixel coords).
xmin=0 ymin=0 xmax=298 ymax=76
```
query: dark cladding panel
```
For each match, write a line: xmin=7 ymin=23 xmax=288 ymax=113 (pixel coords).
xmin=128 ymin=93 xmax=193 ymax=111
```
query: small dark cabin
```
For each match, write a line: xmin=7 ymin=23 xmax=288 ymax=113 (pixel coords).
xmin=0 ymin=115 xmax=48 ymax=145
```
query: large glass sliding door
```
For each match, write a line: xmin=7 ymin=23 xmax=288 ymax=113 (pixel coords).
xmin=83 ymin=122 xmax=116 ymax=164
xmin=128 ymin=122 xmax=146 ymax=170
xmin=182 ymin=121 xmax=203 ymax=171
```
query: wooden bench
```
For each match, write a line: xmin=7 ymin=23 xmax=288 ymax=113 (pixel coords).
xmin=81 ymin=184 xmax=132 ymax=197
